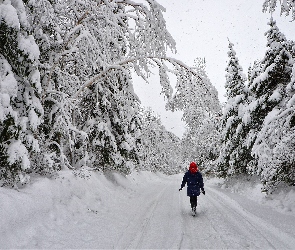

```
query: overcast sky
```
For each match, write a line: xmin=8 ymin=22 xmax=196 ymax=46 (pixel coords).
xmin=133 ymin=0 xmax=295 ymax=138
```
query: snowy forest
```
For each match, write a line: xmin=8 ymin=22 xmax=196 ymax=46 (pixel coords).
xmin=0 ymin=0 xmax=294 ymax=194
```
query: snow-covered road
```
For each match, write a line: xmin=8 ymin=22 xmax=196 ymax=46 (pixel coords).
xmin=110 ymin=174 xmax=295 ymax=249
xmin=1 ymin=171 xmax=295 ymax=249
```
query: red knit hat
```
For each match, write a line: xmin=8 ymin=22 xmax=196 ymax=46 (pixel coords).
xmin=189 ymin=162 xmax=198 ymax=173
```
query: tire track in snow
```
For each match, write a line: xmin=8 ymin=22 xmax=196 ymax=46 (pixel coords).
xmin=178 ymin=191 xmax=194 ymax=250
xmin=114 ymin=175 xmax=185 ymax=249
xmin=204 ymin=191 xmax=264 ymax=249
xmin=114 ymin=182 xmax=169 ymax=249
xmin=206 ymin=186 xmax=295 ymax=249
xmin=178 ymin=190 xmax=228 ymax=249
xmin=199 ymin=205 xmax=230 ymax=248
xmin=130 ymin=185 xmax=168 ymax=249
xmin=177 ymin=191 xmax=190 ymax=250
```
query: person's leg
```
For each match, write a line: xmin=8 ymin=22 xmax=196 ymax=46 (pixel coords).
xmin=190 ymin=196 xmax=194 ymax=209
xmin=191 ymin=196 xmax=197 ymax=210
xmin=190 ymin=196 xmax=197 ymax=210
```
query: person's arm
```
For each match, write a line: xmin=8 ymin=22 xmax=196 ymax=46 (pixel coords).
xmin=179 ymin=173 xmax=187 ymax=191
xmin=199 ymin=173 xmax=205 ymax=195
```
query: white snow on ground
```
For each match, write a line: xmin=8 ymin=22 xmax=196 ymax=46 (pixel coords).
xmin=1 ymin=170 xmax=295 ymax=249
xmin=209 ymin=176 xmax=295 ymax=215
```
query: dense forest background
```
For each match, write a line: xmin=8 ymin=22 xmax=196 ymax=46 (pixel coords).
xmin=0 ymin=0 xmax=294 ymax=194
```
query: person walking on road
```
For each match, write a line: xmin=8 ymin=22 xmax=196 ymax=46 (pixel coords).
xmin=179 ymin=162 xmax=205 ymax=216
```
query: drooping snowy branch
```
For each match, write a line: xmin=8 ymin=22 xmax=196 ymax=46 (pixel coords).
xmin=263 ymin=0 xmax=295 ymax=20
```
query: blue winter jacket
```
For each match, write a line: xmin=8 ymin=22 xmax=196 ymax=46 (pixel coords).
xmin=181 ymin=171 xmax=204 ymax=196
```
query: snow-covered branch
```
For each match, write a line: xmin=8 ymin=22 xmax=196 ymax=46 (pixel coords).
xmin=72 ymin=56 xmax=204 ymax=99
xmin=263 ymin=0 xmax=295 ymax=20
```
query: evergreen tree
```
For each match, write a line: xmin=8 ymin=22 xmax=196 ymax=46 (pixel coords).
xmin=252 ymin=40 xmax=295 ymax=193
xmin=181 ymin=110 xmax=221 ymax=175
xmin=23 ymin=0 xmax=87 ymax=173
xmin=79 ymin=72 xmax=142 ymax=173
xmin=247 ymin=18 xmax=293 ymax=178
xmin=0 ymin=0 xmax=43 ymax=186
xmin=217 ymin=41 xmax=250 ymax=177
xmin=138 ymin=108 xmax=183 ymax=174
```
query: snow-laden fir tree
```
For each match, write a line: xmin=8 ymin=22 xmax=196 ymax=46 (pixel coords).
xmin=138 ymin=108 xmax=183 ymax=174
xmin=217 ymin=41 xmax=252 ymax=178
xmin=0 ymin=0 xmax=43 ymax=186
xmin=246 ymin=18 xmax=293 ymax=183
xmin=73 ymin=2 xmax=145 ymax=173
xmin=252 ymin=39 xmax=295 ymax=193
xmin=262 ymin=0 xmax=295 ymax=192
xmin=23 ymin=0 xmax=89 ymax=173
xmin=79 ymin=72 xmax=142 ymax=173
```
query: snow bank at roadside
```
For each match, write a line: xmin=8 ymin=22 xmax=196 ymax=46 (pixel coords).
xmin=206 ymin=176 xmax=295 ymax=215
xmin=0 ymin=170 xmax=166 ymax=248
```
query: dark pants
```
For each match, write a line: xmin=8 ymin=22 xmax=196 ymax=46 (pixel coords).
xmin=190 ymin=196 xmax=197 ymax=209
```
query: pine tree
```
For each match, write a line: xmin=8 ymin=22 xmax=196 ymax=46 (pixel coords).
xmin=247 ymin=18 xmax=293 ymax=180
xmin=138 ymin=108 xmax=183 ymax=174
xmin=0 ymin=0 xmax=43 ymax=186
xmin=79 ymin=72 xmax=142 ymax=173
xmin=217 ymin=41 xmax=250 ymax=178
xmin=252 ymin=39 xmax=295 ymax=193
xmin=22 ymin=0 xmax=85 ymax=173
xmin=181 ymin=111 xmax=221 ymax=175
